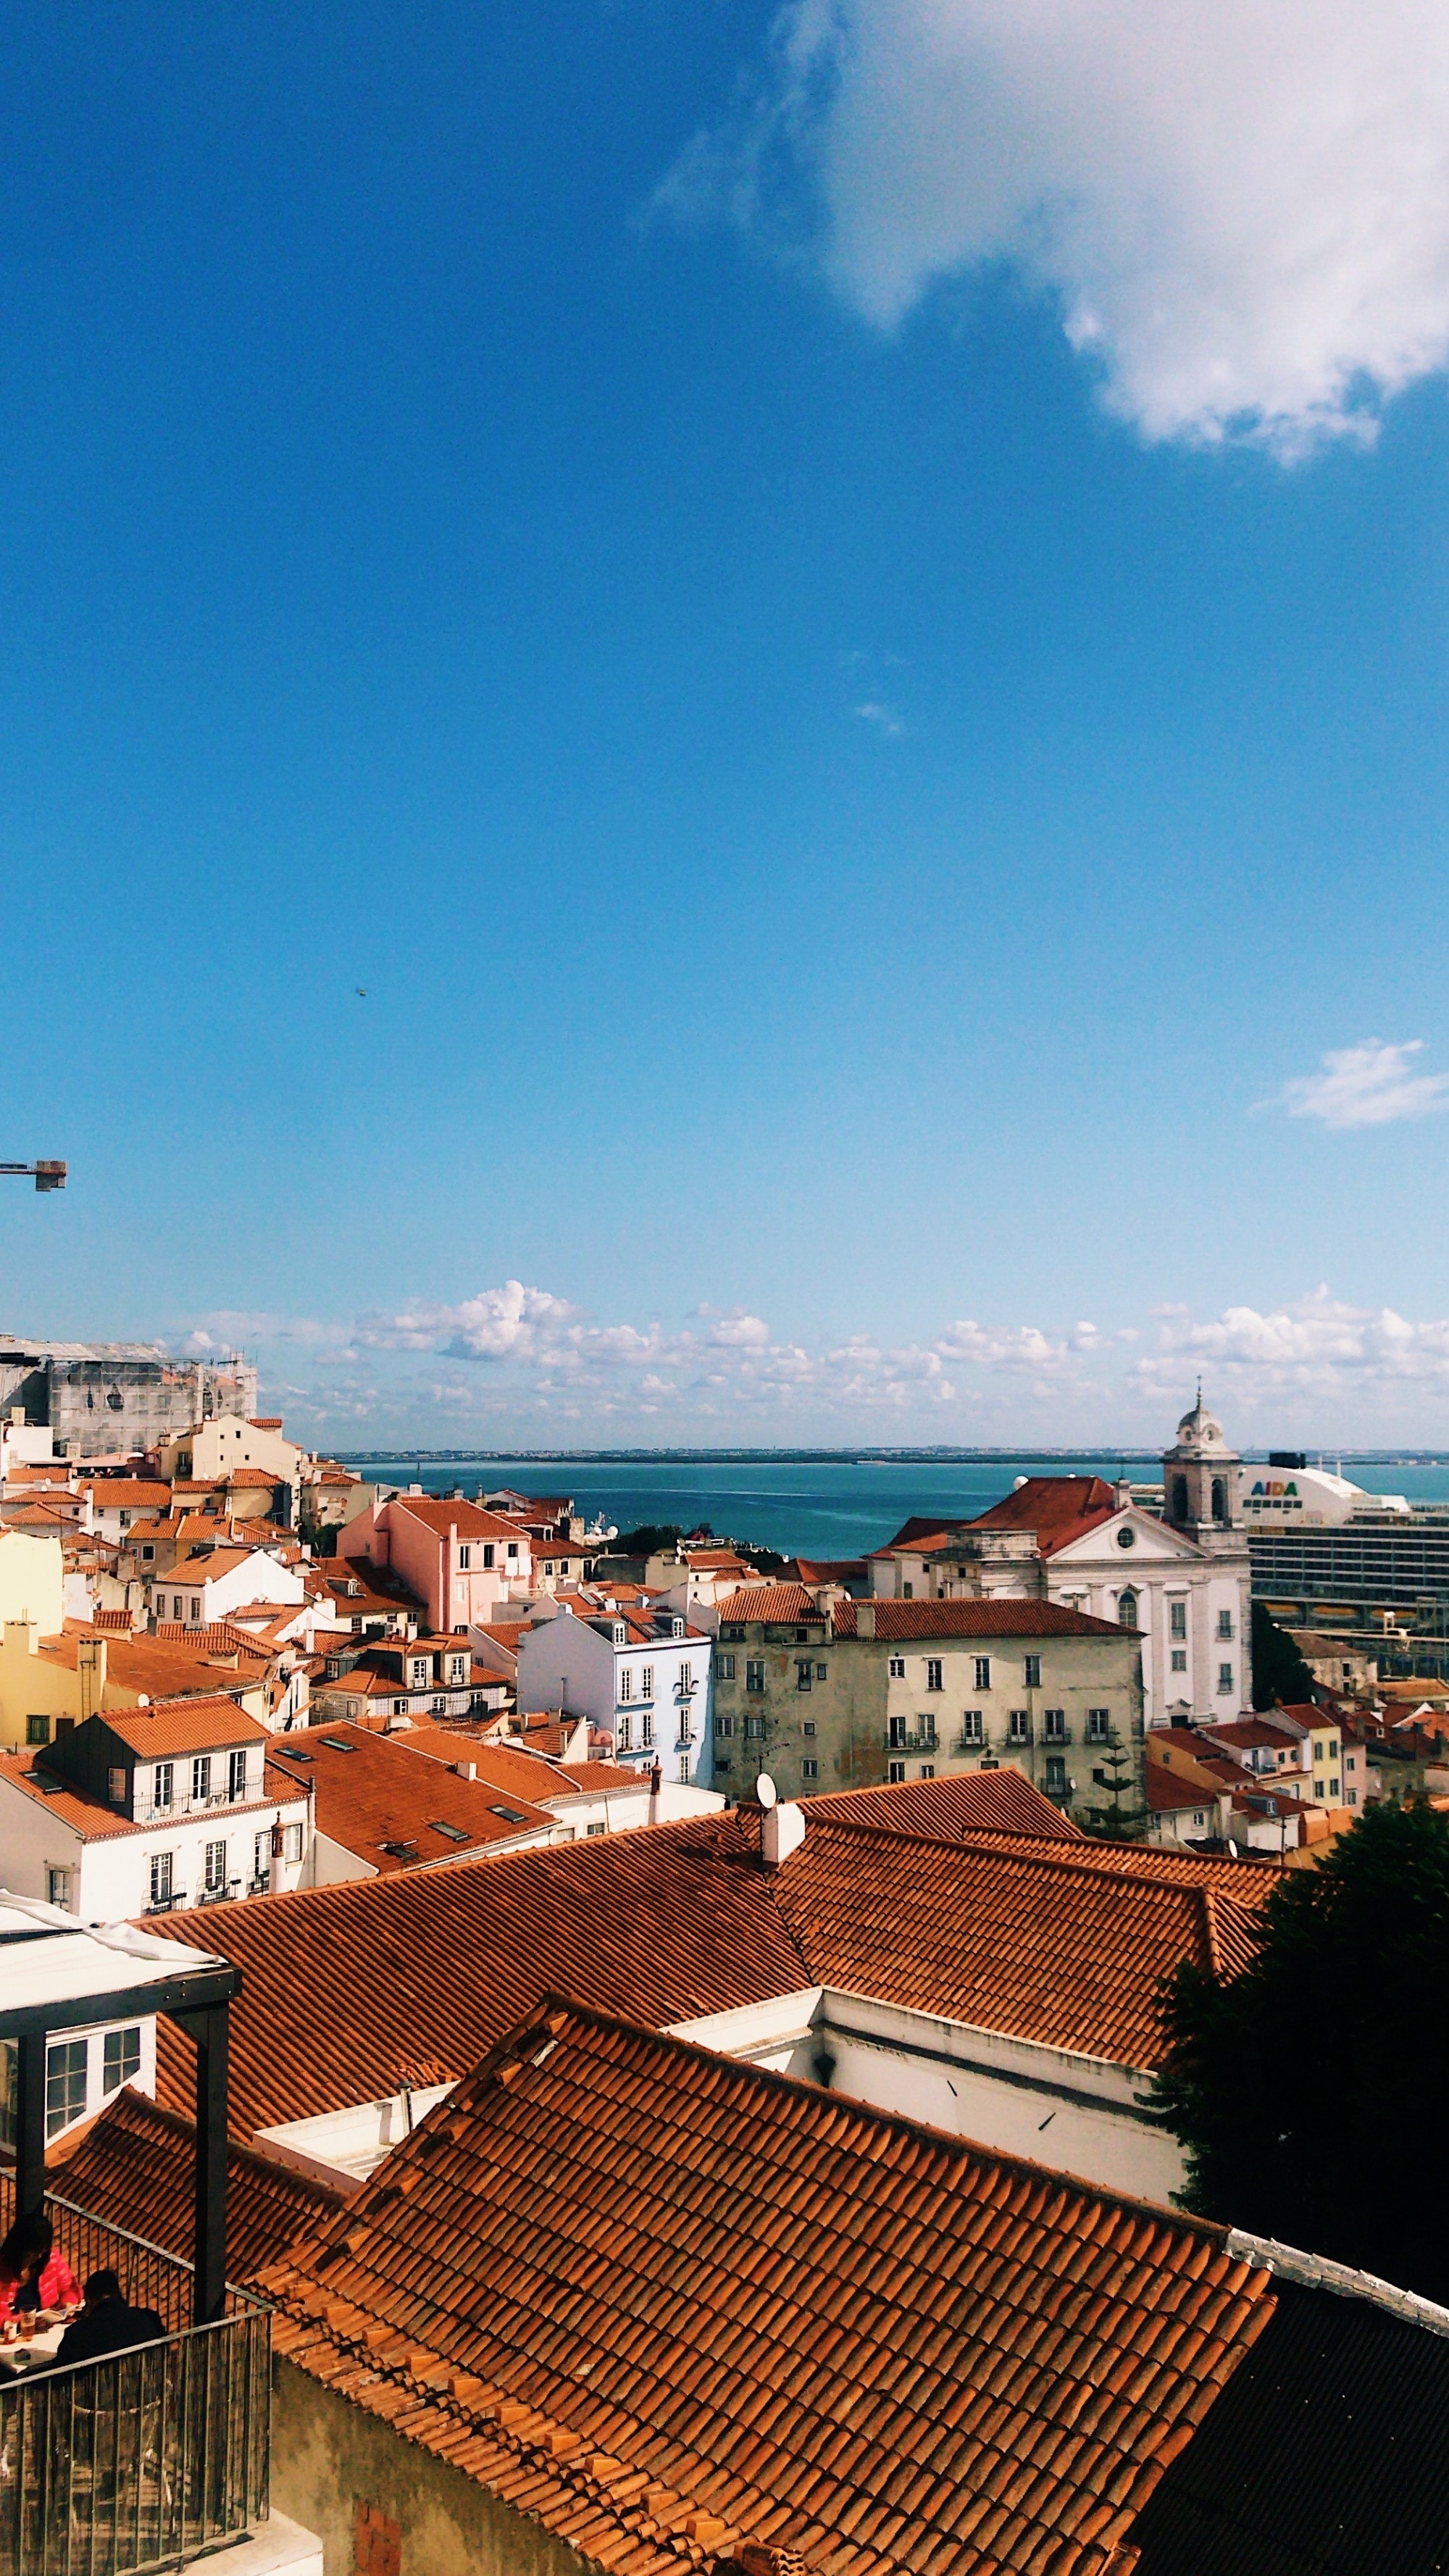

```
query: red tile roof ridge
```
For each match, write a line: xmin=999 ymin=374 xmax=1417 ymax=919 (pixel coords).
xmin=800 ymin=1808 xmax=1274 ymax=1910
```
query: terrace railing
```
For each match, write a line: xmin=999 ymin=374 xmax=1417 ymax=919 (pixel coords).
xmin=0 ymin=2180 xmax=270 ymax=2576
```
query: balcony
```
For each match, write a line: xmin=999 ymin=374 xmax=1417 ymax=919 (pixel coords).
xmin=196 ymin=1880 xmax=242 ymax=1908
xmin=887 ymin=1727 xmax=938 ymax=1756
xmin=0 ymin=2176 xmax=270 ymax=2575
xmin=143 ymin=1891 xmax=188 ymax=1916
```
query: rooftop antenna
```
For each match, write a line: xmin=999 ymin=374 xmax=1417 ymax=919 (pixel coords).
xmin=0 ymin=1161 xmax=64 ymax=1192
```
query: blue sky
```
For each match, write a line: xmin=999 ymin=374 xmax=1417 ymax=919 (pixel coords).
xmin=3 ymin=0 xmax=1449 ymax=1446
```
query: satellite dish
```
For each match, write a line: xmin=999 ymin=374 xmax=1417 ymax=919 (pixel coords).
xmin=1013 ymin=1476 xmax=1028 ymax=1491
xmin=756 ymin=1772 xmax=778 ymax=1809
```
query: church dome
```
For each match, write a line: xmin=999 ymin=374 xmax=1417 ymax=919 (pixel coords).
xmin=1175 ymin=1393 xmax=1227 ymax=1450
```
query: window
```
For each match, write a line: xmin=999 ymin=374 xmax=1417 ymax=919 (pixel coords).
xmin=746 ymin=1716 xmax=767 ymax=1739
xmin=1118 ymin=1591 xmax=1138 ymax=1630
xmin=149 ymin=1851 xmax=173 ymax=1909
xmin=393 ymin=1698 xmax=408 ymax=1718
xmin=227 ymin=1748 xmax=247 ymax=1801
xmin=714 ymin=1757 xmax=733 ymax=1775
xmin=1326 ymin=1736 xmax=1340 ymax=1759
xmin=888 ymin=1761 xmax=906 ymax=1783
xmin=108 ymin=1768 xmax=127 ymax=1806
xmin=796 ymin=1659 xmax=813 ymax=1692
xmin=189 ymin=1598 xmax=201 ymax=1622
xmin=46 ymin=2038 xmax=88 ymax=2140
xmin=152 ymin=1762 xmax=174 ymax=1814
xmin=482 ymin=1543 xmax=495 ymax=1570
xmin=448 ymin=1654 xmax=467 ymax=1683
xmin=457 ymin=1545 xmax=471 ymax=1570
xmin=1329 ymin=1776 xmax=1340 ymax=1798
xmin=192 ymin=1756 xmax=212 ymax=1804
xmin=919 ymin=1764 xmax=935 ymax=1780
xmin=974 ymin=1657 xmax=991 ymax=1691
xmin=1007 ymin=1709 xmax=1030 ymax=1745
xmin=1116 ymin=1525 xmax=1136 ymax=1551
xmin=716 ymin=1712 xmax=735 ymax=1739
xmin=715 ymin=1653 xmax=735 ymax=1680
xmin=1211 ymin=1476 xmax=1227 ymax=1525
xmin=641 ymin=1713 xmax=654 ymax=1748
xmin=409 ymin=1658 xmax=428 ymax=1687
xmin=641 ymin=1667 xmax=654 ymax=1699
xmin=801 ymin=1720 xmax=817 ymax=1739
xmin=815 ymin=1663 xmax=827 ymax=1681
xmin=888 ymin=1657 xmax=906 ymax=1680
xmin=901 ymin=1583 xmax=913 ymax=1600
xmin=746 ymin=1660 xmax=765 ymax=1693
xmin=204 ymin=1839 xmax=227 ymax=1893
xmin=46 ymin=1867 xmax=72 ymax=1912
xmin=888 ymin=1714 xmax=907 ymax=1748
xmin=1045 ymin=1756 xmax=1066 ymax=1795
xmin=619 ymin=1667 xmax=633 ymax=1701
xmin=283 ymin=1822 xmax=304 ymax=1863
xmin=1346 ymin=1789 xmax=1358 ymax=1807
xmin=1024 ymin=1655 xmax=1041 ymax=1690
xmin=254 ymin=1831 xmax=271 ymax=1880
xmin=102 ymin=2027 xmax=141 ymax=2095
xmin=960 ymin=1710 xmax=984 ymax=1745
xmin=1043 ymin=1708 xmax=1066 ymax=1743
xmin=1169 ymin=1601 xmax=1187 ymax=1640
xmin=925 ymin=1659 xmax=943 ymax=1692
xmin=1087 ymin=1709 xmax=1111 ymax=1743
xmin=506 ymin=1541 xmax=518 ymax=1559
xmin=1217 ymin=1664 xmax=1234 ymax=1695
xmin=617 ymin=1714 xmax=632 ymax=1753
xmin=1171 ymin=1649 xmax=1187 ymax=1672
xmin=1172 ymin=1475 xmax=1189 ymax=1522
xmin=1216 ymin=1609 xmax=1234 ymax=1641
xmin=801 ymin=1759 xmax=819 ymax=1780
xmin=25 ymin=1714 xmax=49 ymax=1746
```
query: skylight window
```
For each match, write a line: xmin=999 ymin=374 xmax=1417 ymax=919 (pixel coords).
xmin=429 ymin=1820 xmax=469 ymax=1841
xmin=489 ymin=1805 xmax=527 ymax=1825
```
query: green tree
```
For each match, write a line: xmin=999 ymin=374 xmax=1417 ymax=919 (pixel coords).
xmin=1080 ymin=1725 xmax=1148 ymax=1841
xmin=1149 ymin=1800 xmax=1449 ymax=2301
xmin=1250 ymin=1599 xmax=1314 ymax=1712
xmin=614 ymin=1524 xmax=684 ymax=1558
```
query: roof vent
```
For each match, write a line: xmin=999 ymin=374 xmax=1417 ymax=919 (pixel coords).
xmin=761 ymin=1795 xmax=806 ymax=1870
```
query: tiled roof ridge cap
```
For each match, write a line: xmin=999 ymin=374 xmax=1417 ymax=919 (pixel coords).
xmin=799 ymin=1809 xmax=1266 ymax=1904
xmin=1227 ymin=2230 xmax=1449 ymax=2338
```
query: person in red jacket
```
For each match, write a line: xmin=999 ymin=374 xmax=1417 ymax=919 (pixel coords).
xmin=0 ymin=2210 xmax=80 ymax=2320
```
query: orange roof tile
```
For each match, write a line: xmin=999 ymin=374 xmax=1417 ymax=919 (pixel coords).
xmin=393 ymin=1496 xmax=533 ymax=1543
xmin=966 ymin=1475 xmax=1123 ymax=1558
xmin=804 ymin=1769 xmax=1083 ymax=1841
xmin=257 ymin=1998 xmax=1277 ymax=2576
xmin=266 ymin=1725 xmax=558 ymax=1870
xmin=144 ymin=1805 xmax=1262 ymax=2141
xmin=101 ymin=1696 xmax=270 ymax=1758
xmin=831 ymin=1596 xmax=1127 ymax=1641
xmin=49 ymin=2086 xmax=345 ymax=2275
xmin=714 ymin=1583 xmax=830 ymax=1624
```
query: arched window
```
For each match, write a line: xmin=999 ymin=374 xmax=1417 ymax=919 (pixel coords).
xmin=1172 ymin=1475 xmax=1188 ymax=1522
xmin=1118 ymin=1589 xmax=1138 ymax=1630
xmin=1211 ymin=1476 xmax=1227 ymax=1524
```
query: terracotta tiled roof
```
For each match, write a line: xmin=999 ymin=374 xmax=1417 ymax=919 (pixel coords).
xmin=101 ymin=1696 xmax=270 ymax=1758
xmin=791 ymin=1557 xmax=867 ymax=1583
xmin=805 ymin=1769 xmax=1082 ymax=1841
xmin=832 ymin=1597 xmax=1127 ymax=1641
xmin=714 ymin=1584 xmax=831 ymax=1625
xmin=80 ymin=1480 xmax=171 ymax=1508
xmin=966 ymin=1475 xmax=1124 ymax=1557
xmin=0 ymin=1751 xmax=140 ymax=1841
xmin=258 ymin=1998 xmax=1277 ymax=2576
xmin=266 ymin=1725 xmax=557 ymax=1871
xmin=93 ymin=1608 xmax=138 ymax=1632
xmin=49 ymin=2087 xmax=345 ymax=2276
xmin=1147 ymin=1770 xmax=1219 ymax=1814
xmin=144 ymin=1806 xmax=1261 ymax=2139
xmin=874 ymin=1514 xmax=969 ymax=1554
xmin=387 ymin=1727 xmax=587 ymax=1804
xmin=225 ymin=1467 xmax=283 ymax=1488
xmin=393 ymin=1496 xmax=533 ymax=1543
xmin=1200 ymin=1718 xmax=1305 ymax=1751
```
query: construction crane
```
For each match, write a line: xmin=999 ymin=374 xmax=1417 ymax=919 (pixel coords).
xmin=0 ymin=1161 xmax=65 ymax=1191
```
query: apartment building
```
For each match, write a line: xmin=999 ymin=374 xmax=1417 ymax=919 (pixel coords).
xmin=517 ymin=1596 xmax=713 ymax=1784
xmin=0 ymin=1695 xmax=310 ymax=1925
xmin=338 ymin=1491 xmax=533 ymax=1629
xmin=710 ymin=1583 xmax=1144 ymax=1821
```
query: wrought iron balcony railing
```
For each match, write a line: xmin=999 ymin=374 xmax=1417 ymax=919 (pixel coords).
xmin=0 ymin=2176 xmax=271 ymax=2576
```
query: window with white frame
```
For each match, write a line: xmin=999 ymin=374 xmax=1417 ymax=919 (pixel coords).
xmin=746 ymin=1660 xmax=765 ymax=1693
xmin=641 ymin=1666 xmax=654 ymax=1698
xmin=227 ymin=1748 xmax=247 ymax=1801
xmin=796 ymin=1659 xmax=813 ymax=1691
xmin=149 ymin=1851 xmax=173 ymax=1909
xmin=1216 ymin=1609 xmax=1234 ymax=1641
xmin=102 ymin=2027 xmax=141 ymax=2095
xmin=457 ymin=1545 xmax=471 ymax=1570
xmin=974 ymin=1657 xmax=991 ymax=1691
xmin=1024 ymin=1655 xmax=1041 ymax=1689
xmin=716 ymin=1653 xmax=735 ymax=1680
xmin=619 ymin=1667 xmax=633 ymax=1701
xmin=46 ymin=2038 xmax=87 ymax=2139
xmin=1087 ymin=1709 xmax=1111 ymax=1742
xmin=888 ymin=1656 xmax=906 ymax=1680
xmin=46 ymin=1867 xmax=72 ymax=1912
xmin=802 ymin=1759 xmax=819 ymax=1780
xmin=192 ymin=1755 xmax=212 ymax=1804
xmin=888 ymin=1761 xmax=906 ymax=1783
xmin=1217 ymin=1664 xmax=1234 ymax=1694
xmin=888 ymin=1714 xmax=907 ymax=1748
xmin=960 ymin=1710 xmax=984 ymax=1744
xmin=641 ymin=1712 xmax=654 ymax=1748
xmin=716 ymin=1712 xmax=735 ymax=1738
xmin=108 ymin=1767 xmax=127 ymax=1807
xmin=1043 ymin=1709 xmax=1066 ymax=1743
xmin=1171 ymin=1649 xmax=1187 ymax=1672
xmin=1169 ymin=1600 xmax=1187 ymax=1640
xmin=283 ymin=1822 xmax=304 ymax=1863
xmin=925 ymin=1659 xmax=943 ymax=1692
xmin=152 ymin=1762 xmax=174 ymax=1814
xmin=254 ymin=1830 xmax=271 ymax=1881
xmin=1007 ymin=1709 xmax=1030 ymax=1744
xmin=617 ymin=1713 xmax=632 ymax=1753
xmin=204 ymin=1839 xmax=227 ymax=1893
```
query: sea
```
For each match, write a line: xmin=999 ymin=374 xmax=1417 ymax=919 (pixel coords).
xmin=331 ymin=1452 xmax=1449 ymax=1562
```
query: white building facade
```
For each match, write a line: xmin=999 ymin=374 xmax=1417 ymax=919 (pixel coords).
xmin=517 ymin=1601 xmax=714 ymax=1785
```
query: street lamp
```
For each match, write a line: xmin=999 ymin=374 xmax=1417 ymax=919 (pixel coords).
xmin=0 ymin=1162 xmax=64 ymax=1191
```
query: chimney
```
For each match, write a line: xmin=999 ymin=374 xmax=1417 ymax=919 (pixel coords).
xmin=856 ymin=1601 xmax=876 ymax=1640
xmin=761 ymin=1799 xmax=806 ymax=1868
xmin=1114 ymin=1477 xmax=1133 ymax=1510
xmin=648 ymin=1759 xmax=662 ymax=1822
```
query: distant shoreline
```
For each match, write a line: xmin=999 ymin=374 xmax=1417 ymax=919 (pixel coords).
xmin=331 ymin=1446 xmax=1446 ymax=1467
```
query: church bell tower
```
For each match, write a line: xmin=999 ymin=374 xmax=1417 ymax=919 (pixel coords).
xmin=1162 ymin=1390 xmax=1243 ymax=1547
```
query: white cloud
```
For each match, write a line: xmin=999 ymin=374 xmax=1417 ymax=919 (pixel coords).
xmin=1270 ymin=1038 xmax=1449 ymax=1130
xmin=854 ymin=701 xmax=903 ymax=735
xmin=668 ymin=0 xmax=1449 ymax=450
xmin=1134 ymin=1288 xmax=1449 ymax=1408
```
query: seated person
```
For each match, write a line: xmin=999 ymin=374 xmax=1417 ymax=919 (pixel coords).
xmin=0 ymin=2211 xmax=80 ymax=2320
xmin=55 ymin=2270 xmax=167 ymax=2369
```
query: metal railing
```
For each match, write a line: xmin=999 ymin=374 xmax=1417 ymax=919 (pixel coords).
xmin=0 ymin=2180 xmax=270 ymax=2576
